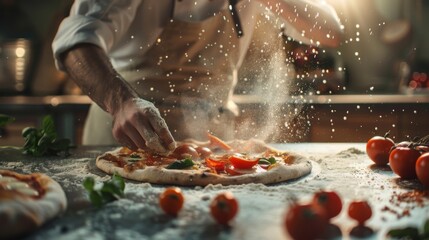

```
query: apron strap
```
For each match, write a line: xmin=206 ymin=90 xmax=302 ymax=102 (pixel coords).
xmin=170 ymin=0 xmax=176 ymax=20
xmin=228 ymin=0 xmax=243 ymax=38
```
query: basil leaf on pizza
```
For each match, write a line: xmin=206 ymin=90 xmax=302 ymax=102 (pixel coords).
xmin=166 ymin=158 xmax=195 ymax=169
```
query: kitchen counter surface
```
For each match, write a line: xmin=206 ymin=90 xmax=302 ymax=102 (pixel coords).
xmin=0 ymin=143 xmax=427 ymax=240
xmin=2 ymin=94 xmax=429 ymax=108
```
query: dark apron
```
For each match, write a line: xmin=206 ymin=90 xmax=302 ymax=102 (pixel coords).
xmin=83 ymin=4 xmax=243 ymax=144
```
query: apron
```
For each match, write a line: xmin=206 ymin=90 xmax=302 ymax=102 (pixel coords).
xmin=83 ymin=2 xmax=244 ymax=145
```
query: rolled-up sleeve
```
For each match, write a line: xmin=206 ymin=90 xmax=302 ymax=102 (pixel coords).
xmin=52 ymin=0 xmax=142 ymax=70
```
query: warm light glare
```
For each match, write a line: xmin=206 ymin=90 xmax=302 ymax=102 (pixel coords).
xmin=15 ymin=47 xmax=26 ymax=58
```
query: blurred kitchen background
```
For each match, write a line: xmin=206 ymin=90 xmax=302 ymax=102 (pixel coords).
xmin=1 ymin=0 xmax=429 ymax=146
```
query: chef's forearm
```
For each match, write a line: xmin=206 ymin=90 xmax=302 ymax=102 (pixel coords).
xmin=60 ymin=43 xmax=139 ymax=115
xmin=260 ymin=0 xmax=342 ymax=47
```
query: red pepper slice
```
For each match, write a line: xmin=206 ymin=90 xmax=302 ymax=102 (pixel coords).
xmin=205 ymin=157 xmax=228 ymax=171
xmin=207 ymin=133 xmax=233 ymax=151
xmin=228 ymin=154 xmax=259 ymax=169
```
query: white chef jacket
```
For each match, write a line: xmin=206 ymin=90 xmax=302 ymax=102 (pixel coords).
xmin=52 ymin=0 xmax=340 ymax=143
xmin=52 ymin=0 xmax=339 ymax=72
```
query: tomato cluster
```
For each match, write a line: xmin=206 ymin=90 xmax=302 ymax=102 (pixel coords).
xmin=158 ymin=187 xmax=375 ymax=239
xmin=284 ymin=190 xmax=373 ymax=239
xmin=366 ymin=133 xmax=429 ymax=187
xmin=159 ymin=188 xmax=239 ymax=225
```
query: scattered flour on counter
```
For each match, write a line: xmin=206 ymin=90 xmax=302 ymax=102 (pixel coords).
xmin=11 ymin=144 xmax=426 ymax=240
xmin=337 ymin=147 xmax=365 ymax=157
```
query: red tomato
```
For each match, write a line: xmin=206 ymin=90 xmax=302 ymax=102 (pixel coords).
xmin=285 ymin=203 xmax=329 ymax=240
xmin=389 ymin=147 xmax=421 ymax=179
xmin=159 ymin=187 xmax=184 ymax=216
xmin=170 ymin=144 xmax=199 ymax=160
xmin=206 ymin=157 xmax=228 ymax=171
xmin=416 ymin=152 xmax=429 ymax=187
xmin=228 ymin=154 xmax=259 ymax=169
xmin=366 ymin=135 xmax=395 ymax=165
xmin=210 ymin=192 xmax=239 ymax=225
xmin=348 ymin=200 xmax=372 ymax=225
xmin=312 ymin=190 xmax=343 ymax=219
xmin=195 ymin=146 xmax=212 ymax=158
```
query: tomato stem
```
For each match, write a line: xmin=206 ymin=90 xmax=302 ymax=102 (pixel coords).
xmin=383 ymin=130 xmax=391 ymax=139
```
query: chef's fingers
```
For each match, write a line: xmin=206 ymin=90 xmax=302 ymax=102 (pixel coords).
xmin=112 ymin=126 xmax=139 ymax=150
xmin=114 ymin=119 xmax=148 ymax=151
xmin=136 ymin=118 xmax=168 ymax=154
xmin=126 ymin=124 xmax=150 ymax=151
xmin=145 ymin=108 xmax=176 ymax=151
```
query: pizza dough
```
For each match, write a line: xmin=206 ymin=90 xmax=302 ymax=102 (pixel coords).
xmin=0 ymin=170 xmax=67 ymax=239
xmin=96 ymin=138 xmax=312 ymax=186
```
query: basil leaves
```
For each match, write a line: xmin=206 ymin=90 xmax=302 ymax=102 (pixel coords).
xmin=83 ymin=173 xmax=125 ymax=207
xmin=22 ymin=115 xmax=70 ymax=157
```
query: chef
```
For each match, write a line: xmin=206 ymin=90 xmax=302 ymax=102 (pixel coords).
xmin=52 ymin=0 xmax=342 ymax=154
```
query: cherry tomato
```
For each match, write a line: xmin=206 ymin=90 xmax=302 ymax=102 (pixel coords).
xmin=416 ymin=152 xmax=429 ymax=187
xmin=159 ymin=187 xmax=184 ymax=216
xmin=366 ymin=135 xmax=395 ymax=165
xmin=312 ymin=190 xmax=343 ymax=219
xmin=210 ymin=192 xmax=239 ymax=225
xmin=285 ymin=203 xmax=329 ymax=240
xmin=170 ymin=144 xmax=199 ymax=160
xmin=195 ymin=146 xmax=212 ymax=158
xmin=228 ymin=154 xmax=259 ymax=169
xmin=389 ymin=146 xmax=421 ymax=179
xmin=348 ymin=200 xmax=372 ymax=225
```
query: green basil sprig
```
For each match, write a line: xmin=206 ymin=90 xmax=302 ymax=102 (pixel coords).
xmin=166 ymin=158 xmax=195 ymax=169
xmin=22 ymin=115 xmax=70 ymax=157
xmin=83 ymin=173 xmax=125 ymax=207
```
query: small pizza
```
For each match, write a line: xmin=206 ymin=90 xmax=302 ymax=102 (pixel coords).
xmin=96 ymin=134 xmax=312 ymax=186
xmin=0 ymin=170 xmax=67 ymax=239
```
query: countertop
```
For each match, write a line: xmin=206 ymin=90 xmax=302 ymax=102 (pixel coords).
xmin=0 ymin=143 xmax=428 ymax=240
xmin=2 ymin=94 xmax=429 ymax=109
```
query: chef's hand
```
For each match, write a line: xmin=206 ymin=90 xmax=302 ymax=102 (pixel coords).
xmin=111 ymin=98 xmax=176 ymax=154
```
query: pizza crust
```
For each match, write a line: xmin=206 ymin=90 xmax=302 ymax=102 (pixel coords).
xmin=0 ymin=170 xmax=67 ymax=239
xmin=96 ymin=140 xmax=312 ymax=186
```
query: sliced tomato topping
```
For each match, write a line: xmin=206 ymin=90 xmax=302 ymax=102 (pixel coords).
xmin=228 ymin=154 xmax=259 ymax=169
xmin=205 ymin=157 xmax=228 ymax=171
xmin=207 ymin=133 xmax=233 ymax=151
